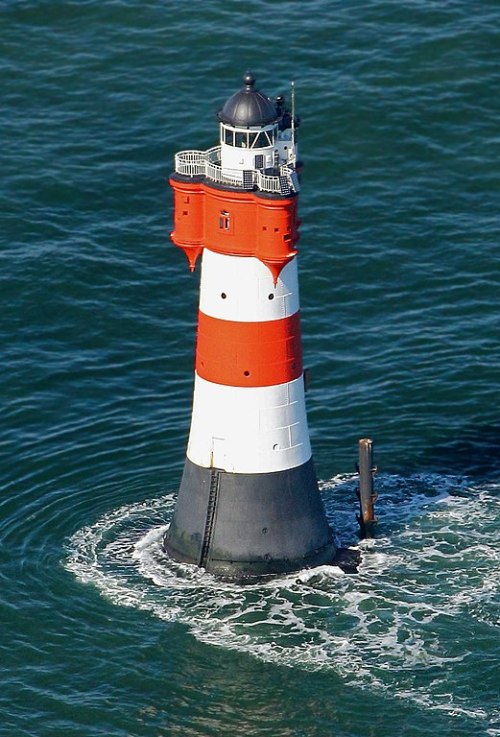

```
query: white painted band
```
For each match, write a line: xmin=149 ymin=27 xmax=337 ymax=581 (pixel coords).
xmin=199 ymin=249 xmax=299 ymax=323
xmin=186 ymin=374 xmax=312 ymax=474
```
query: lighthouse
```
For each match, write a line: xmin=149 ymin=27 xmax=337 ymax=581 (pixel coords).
xmin=164 ymin=73 xmax=336 ymax=578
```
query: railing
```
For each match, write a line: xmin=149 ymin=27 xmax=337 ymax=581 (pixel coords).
xmin=174 ymin=146 xmax=296 ymax=194
xmin=174 ymin=149 xmax=208 ymax=177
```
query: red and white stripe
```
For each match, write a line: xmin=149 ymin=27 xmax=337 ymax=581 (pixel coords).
xmin=186 ymin=248 xmax=312 ymax=475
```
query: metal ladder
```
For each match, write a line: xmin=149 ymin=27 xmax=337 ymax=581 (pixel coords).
xmin=199 ymin=469 xmax=221 ymax=568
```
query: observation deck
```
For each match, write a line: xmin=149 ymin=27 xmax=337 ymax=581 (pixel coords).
xmin=174 ymin=146 xmax=300 ymax=195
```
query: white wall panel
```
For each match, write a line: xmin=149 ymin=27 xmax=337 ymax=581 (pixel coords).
xmin=187 ymin=374 xmax=311 ymax=474
xmin=199 ymin=250 xmax=299 ymax=322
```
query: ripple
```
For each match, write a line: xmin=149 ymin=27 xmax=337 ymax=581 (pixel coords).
xmin=65 ymin=474 xmax=499 ymax=724
xmin=2 ymin=0 xmax=499 ymax=732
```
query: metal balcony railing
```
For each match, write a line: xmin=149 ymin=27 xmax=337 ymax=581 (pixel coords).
xmin=174 ymin=146 xmax=298 ymax=194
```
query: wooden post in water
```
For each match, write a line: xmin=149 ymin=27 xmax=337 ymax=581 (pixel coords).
xmin=357 ymin=438 xmax=377 ymax=537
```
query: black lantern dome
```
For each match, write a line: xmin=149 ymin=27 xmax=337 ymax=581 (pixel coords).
xmin=217 ymin=72 xmax=279 ymax=128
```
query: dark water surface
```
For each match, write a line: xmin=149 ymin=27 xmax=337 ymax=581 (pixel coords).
xmin=1 ymin=1 xmax=499 ymax=735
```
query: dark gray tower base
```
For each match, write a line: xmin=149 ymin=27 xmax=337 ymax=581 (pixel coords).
xmin=164 ymin=458 xmax=336 ymax=579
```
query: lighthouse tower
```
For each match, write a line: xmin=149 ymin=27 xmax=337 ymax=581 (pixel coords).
xmin=164 ymin=73 xmax=335 ymax=578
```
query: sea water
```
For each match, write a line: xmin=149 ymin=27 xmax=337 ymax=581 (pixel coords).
xmin=1 ymin=2 xmax=498 ymax=735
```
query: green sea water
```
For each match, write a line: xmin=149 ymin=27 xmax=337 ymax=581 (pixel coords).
xmin=1 ymin=2 xmax=499 ymax=735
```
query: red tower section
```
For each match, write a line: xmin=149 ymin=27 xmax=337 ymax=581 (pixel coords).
xmin=170 ymin=177 xmax=300 ymax=283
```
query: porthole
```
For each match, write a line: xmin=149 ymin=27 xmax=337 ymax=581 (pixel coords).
xmin=243 ymin=370 xmax=250 ymax=377
xmin=221 ymin=292 xmax=227 ymax=299
xmin=268 ymin=293 xmax=274 ymax=300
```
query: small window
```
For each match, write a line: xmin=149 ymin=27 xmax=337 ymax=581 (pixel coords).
xmin=224 ymin=127 xmax=234 ymax=146
xmin=219 ymin=210 xmax=231 ymax=230
xmin=253 ymin=131 xmax=269 ymax=148
xmin=235 ymin=131 xmax=248 ymax=148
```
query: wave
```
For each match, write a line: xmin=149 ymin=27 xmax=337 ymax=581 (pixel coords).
xmin=65 ymin=473 xmax=500 ymax=727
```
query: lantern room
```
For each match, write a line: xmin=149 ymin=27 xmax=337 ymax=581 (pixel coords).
xmin=217 ymin=72 xmax=298 ymax=176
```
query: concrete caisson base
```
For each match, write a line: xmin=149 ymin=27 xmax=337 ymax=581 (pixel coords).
xmin=164 ymin=457 xmax=336 ymax=579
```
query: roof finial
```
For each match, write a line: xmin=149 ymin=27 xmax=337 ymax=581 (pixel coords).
xmin=243 ymin=71 xmax=255 ymax=89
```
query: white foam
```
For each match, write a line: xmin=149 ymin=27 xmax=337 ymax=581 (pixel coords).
xmin=64 ymin=475 xmax=500 ymax=727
